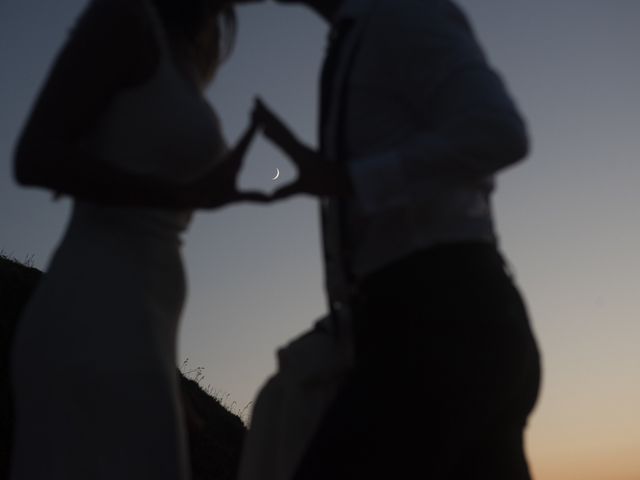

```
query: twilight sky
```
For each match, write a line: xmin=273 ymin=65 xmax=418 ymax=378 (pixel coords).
xmin=1 ymin=1 xmax=639 ymax=479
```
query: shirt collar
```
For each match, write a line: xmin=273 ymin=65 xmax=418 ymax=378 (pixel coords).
xmin=333 ymin=0 xmax=371 ymax=23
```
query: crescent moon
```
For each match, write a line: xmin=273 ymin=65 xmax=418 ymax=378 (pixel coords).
xmin=272 ymin=168 xmax=280 ymax=180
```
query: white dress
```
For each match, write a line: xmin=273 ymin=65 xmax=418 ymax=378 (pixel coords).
xmin=9 ymin=2 xmax=225 ymax=478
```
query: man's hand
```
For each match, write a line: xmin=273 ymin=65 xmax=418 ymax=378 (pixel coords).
xmin=252 ymin=97 xmax=352 ymax=200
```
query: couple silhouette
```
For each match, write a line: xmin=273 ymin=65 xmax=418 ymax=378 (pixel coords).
xmin=9 ymin=0 xmax=540 ymax=479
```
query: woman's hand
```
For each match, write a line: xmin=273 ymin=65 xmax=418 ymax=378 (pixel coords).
xmin=195 ymin=118 xmax=271 ymax=208
xmin=252 ymin=97 xmax=352 ymax=200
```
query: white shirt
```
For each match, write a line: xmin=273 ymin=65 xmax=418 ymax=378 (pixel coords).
xmin=321 ymin=0 xmax=529 ymax=303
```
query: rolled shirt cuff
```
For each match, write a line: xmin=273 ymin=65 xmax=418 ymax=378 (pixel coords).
xmin=347 ymin=150 xmax=408 ymax=214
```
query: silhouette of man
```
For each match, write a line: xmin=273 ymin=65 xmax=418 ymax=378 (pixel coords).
xmin=254 ymin=0 xmax=541 ymax=478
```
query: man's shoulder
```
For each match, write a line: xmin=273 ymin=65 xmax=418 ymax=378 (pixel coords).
xmin=370 ymin=0 xmax=444 ymax=21
xmin=368 ymin=0 xmax=470 ymax=35
xmin=364 ymin=0 xmax=482 ymax=64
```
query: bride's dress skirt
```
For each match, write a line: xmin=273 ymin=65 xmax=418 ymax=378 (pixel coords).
xmin=10 ymin=201 xmax=193 ymax=479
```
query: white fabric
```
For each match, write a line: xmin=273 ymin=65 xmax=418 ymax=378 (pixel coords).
xmin=238 ymin=315 xmax=354 ymax=480
xmin=9 ymin=1 xmax=224 ymax=478
xmin=11 ymin=202 xmax=192 ymax=479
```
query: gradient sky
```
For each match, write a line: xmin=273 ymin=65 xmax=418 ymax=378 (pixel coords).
xmin=1 ymin=1 xmax=640 ymax=478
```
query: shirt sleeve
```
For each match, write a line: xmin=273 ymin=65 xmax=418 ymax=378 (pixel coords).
xmin=346 ymin=2 xmax=529 ymax=214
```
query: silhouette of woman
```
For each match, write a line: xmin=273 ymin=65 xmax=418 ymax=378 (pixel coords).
xmin=9 ymin=1 xmax=264 ymax=478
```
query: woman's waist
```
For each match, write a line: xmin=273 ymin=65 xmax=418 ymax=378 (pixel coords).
xmin=69 ymin=200 xmax=192 ymax=239
xmin=50 ymin=207 xmax=187 ymax=283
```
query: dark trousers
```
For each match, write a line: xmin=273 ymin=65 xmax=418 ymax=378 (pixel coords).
xmin=293 ymin=243 xmax=541 ymax=479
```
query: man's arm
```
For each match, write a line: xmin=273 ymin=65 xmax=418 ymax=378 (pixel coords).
xmin=254 ymin=66 xmax=528 ymax=207
xmin=347 ymin=66 xmax=529 ymax=213
xmin=346 ymin=4 xmax=529 ymax=213
xmin=257 ymin=5 xmax=528 ymax=209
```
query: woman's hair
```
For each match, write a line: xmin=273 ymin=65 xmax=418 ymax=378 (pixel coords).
xmin=150 ymin=0 xmax=237 ymax=82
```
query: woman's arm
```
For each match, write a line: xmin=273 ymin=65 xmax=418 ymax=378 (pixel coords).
xmin=14 ymin=0 xmax=263 ymax=209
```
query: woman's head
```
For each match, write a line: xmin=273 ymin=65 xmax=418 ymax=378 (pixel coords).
xmin=150 ymin=0 xmax=238 ymax=86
